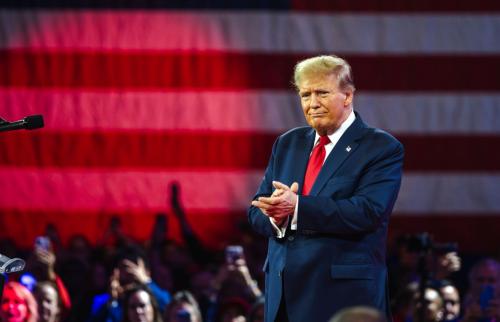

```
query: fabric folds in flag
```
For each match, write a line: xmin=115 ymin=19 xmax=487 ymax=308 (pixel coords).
xmin=0 ymin=2 xmax=499 ymax=251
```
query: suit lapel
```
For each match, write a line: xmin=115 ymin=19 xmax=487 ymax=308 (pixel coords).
xmin=292 ymin=129 xmax=315 ymax=195
xmin=308 ymin=113 xmax=369 ymax=196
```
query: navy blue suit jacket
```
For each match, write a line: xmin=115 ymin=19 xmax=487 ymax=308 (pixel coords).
xmin=248 ymin=113 xmax=404 ymax=322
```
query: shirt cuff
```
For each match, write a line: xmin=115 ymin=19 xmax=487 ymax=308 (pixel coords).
xmin=269 ymin=216 xmax=289 ymax=238
xmin=291 ymin=195 xmax=298 ymax=230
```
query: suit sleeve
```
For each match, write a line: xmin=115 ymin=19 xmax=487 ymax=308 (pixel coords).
xmin=297 ymin=137 xmax=404 ymax=235
xmin=247 ymin=137 xmax=279 ymax=237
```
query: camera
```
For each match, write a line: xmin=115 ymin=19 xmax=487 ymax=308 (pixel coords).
xmin=400 ymin=233 xmax=457 ymax=255
xmin=0 ymin=254 xmax=25 ymax=274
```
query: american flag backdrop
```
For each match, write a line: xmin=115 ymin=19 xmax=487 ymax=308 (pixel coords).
xmin=0 ymin=1 xmax=499 ymax=252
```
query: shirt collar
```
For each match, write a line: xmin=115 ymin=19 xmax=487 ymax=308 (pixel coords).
xmin=314 ymin=109 xmax=356 ymax=145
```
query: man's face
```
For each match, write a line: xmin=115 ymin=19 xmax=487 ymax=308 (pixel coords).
xmin=298 ymin=74 xmax=353 ymax=136
xmin=474 ymin=263 xmax=499 ymax=290
xmin=413 ymin=288 xmax=444 ymax=322
xmin=441 ymin=285 xmax=460 ymax=321
xmin=127 ymin=290 xmax=154 ymax=322
xmin=34 ymin=284 xmax=60 ymax=322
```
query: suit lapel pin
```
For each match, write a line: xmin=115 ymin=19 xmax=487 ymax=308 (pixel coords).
xmin=346 ymin=146 xmax=352 ymax=152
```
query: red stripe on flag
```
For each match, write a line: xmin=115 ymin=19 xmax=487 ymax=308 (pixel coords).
xmin=0 ymin=209 xmax=498 ymax=252
xmin=1 ymin=131 xmax=499 ymax=171
xmin=0 ymin=131 xmax=273 ymax=169
xmin=0 ymin=208 xmax=247 ymax=250
xmin=389 ymin=215 xmax=500 ymax=253
xmin=1 ymin=51 xmax=500 ymax=91
xmin=398 ymin=135 xmax=500 ymax=172
xmin=292 ymin=0 xmax=500 ymax=12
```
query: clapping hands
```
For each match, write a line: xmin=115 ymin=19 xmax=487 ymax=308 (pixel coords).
xmin=251 ymin=181 xmax=299 ymax=226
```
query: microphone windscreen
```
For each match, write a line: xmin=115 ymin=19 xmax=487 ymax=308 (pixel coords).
xmin=25 ymin=115 xmax=44 ymax=130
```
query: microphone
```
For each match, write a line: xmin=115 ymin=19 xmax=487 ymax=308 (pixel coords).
xmin=0 ymin=114 xmax=44 ymax=133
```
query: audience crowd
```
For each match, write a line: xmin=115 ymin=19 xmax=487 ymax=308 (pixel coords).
xmin=1 ymin=186 xmax=499 ymax=322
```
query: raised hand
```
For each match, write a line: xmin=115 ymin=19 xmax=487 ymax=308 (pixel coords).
xmin=122 ymin=258 xmax=152 ymax=284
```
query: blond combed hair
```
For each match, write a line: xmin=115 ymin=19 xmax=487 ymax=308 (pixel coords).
xmin=293 ymin=55 xmax=355 ymax=92
xmin=3 ymin=281 xmax=39 ymax=322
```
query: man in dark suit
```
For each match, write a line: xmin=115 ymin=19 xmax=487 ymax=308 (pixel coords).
xmin=248 ymin=55 xmax=404 ymax=322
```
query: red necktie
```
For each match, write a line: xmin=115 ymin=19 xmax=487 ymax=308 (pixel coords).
xmin=302 ymin=136 xmax=330 ymax=195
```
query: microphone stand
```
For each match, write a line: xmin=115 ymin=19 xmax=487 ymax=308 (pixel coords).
xmin=0 ymin=116 xmax=30 ymax=298
xmin=0 ymin=273 xmax=5 ymax=301
xmin=416 ymin=247 xmax=430 ymax=322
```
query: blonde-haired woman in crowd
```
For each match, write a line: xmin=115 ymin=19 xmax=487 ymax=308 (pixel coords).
xmin=0 ymin=281 xmax=38 ymax=322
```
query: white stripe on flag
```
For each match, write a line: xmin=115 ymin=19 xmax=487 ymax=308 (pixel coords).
xmin=0 ymin=11 xmax=499 ymax=53
xmin=1 ymin=89 xmax=499 ymax=134
xmin=396 ymin=173 xmax=500 ymax=214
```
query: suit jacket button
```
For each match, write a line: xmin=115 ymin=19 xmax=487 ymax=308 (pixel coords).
xmin=287 ymin=236 xmax=295 ymax=241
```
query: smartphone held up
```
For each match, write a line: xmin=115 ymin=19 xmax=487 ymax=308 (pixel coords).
xmin=225 ymin=245 xmax=244 ymax=265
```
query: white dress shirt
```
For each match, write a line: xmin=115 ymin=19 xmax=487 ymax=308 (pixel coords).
xmin=270 ymin=109 xmax=356 ymax=237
